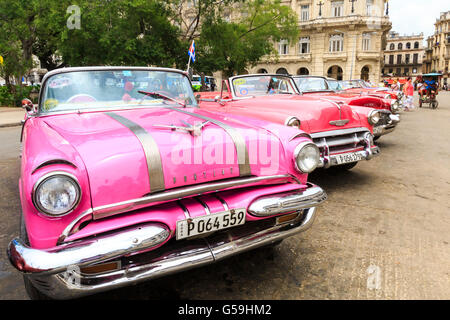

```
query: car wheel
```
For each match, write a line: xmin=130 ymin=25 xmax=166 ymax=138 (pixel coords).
xmin=335 ymin=162 xmax=358 ymax=170
xmin=373 ymin=136 xmax=380 ymax=142
xmin=19 ymin=215 xmax=53 ymax=300
xmin=432 ymin=101 xmax=438 ymax=109
xmin=419 ymin=99 xmax=422 ymax=108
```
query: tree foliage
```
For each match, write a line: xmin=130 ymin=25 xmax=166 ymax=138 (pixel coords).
xmin=178 ymin=0 xmax=299 ymax=77
xmin=0 ymin=0 xmax=299 ymax=91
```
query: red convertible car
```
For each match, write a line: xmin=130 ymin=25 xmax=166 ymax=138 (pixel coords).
xmin=199 ymin=74 xmax=381 ymax=170
xmin=292 ymin=76 xmax=400 ymax=140
xmin=340 ymin=79 xmax=405 ymax=110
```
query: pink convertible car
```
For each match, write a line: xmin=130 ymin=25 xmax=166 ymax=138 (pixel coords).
xmin=8 ymin=67 xmax=327 ymax=299
xmin=199 ymin=74 xmax=381 ymax=171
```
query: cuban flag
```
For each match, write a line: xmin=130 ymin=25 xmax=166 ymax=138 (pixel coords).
xmin=188 ymin=40 xmax=196 ymax=62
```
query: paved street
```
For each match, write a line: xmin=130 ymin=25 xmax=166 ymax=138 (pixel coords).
xmin=0 ymin=93 xmax=449 ymax=300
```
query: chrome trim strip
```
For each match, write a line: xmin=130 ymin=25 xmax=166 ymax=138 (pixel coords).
xmin=177 ymin=200 xmax=191 ymax=219
xmin=289 ymin=132 xmax=312 ymax=142
xmin=310 ymin=127 xmax=370 ymax=139
xmin=214 ymin=194 xmax=229 ymax=211
xmin=57 ymin=209 xmax=93 ymax=245
xmin=31 ymin=160 xmax=77 ymax=174
xmin=164 ymin=107 xmax=251 ymax=177
xmin=91 ymin=174 xmax=296 ymax=220
xmin=195 ymin=198 xmax=211 ymax=215
xmin=106 ymin=112 xmax=165 ymax=193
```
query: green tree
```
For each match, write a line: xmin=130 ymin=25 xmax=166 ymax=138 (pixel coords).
xmin=183 ymin=0 xmax=299 ymax=77
xmin=50 ymin=0 xmax=184 ymax=67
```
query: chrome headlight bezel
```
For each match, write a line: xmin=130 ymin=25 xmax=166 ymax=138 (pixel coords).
xmin=368 ymin=110 xmax=381 ymax=125
xmin=32 ymin=172 xmax=82 ymax=217
xmin=391 ymin=101 xmax=400 ymax=112
xmin=293 ymin=142 xmax=320 ymax=173
xmin=285 ymin=116 xmax=301 ymax=128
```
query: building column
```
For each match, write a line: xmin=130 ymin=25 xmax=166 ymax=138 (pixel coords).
xmin=311 ymin=30 xmax=326 ymax=76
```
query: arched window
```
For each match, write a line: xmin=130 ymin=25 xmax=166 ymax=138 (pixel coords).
xmin=398 ymin=43 xmax=403 ymax=50
xmin=297 ymin=67 xmax=309 ymax=75
xmin=257 ymin=68 xmax=268 ymax=74
xmin=327 ymin=65 xmax=343 ymax=80
xmin=361 ymin=66 xmax=370 ymax=81
xmin=414 ymin=41 xmax=419 ymax=49
xmin=406 ymin=42 xmax=411 ymax=49
xmin=390 ymin=43 xmax=395 ymax=50
xmin=276 ymin=68 xmax=289 ymax=75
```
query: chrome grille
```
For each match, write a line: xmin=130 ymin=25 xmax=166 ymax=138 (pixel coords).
xmin=311 ymin=128 xmax=372 ymax=168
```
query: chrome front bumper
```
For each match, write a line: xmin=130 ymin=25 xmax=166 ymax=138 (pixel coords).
xmin=314 ymin=130 xmax=380 ymax=169
xmin=8 ymin=184 xmax=326 ymax=299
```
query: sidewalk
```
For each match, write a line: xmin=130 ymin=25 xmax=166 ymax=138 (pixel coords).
xmin=0 ymin=107 xmax=25 ymax=128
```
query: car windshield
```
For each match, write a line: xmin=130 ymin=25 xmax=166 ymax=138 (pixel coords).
xmin=192 ymin=76 xmax=201 ymax=82
xmin=40 ymin=69 xmax=197 ymax=113
xmin=327 ymin=80 xmax=343 ymax=91
xmin=340 ymin=80 xmax=362 ymax=89
xmin=293 ymin=77 xmax=331 ymax=92
xmin=231 ymin=75 xmax=297 ymax=97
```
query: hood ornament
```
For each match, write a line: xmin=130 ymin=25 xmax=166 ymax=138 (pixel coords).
xmin=153 ymin=120 xmax=210 ymax=136
xmin=320 ymin=98 xmax=350 ymax=127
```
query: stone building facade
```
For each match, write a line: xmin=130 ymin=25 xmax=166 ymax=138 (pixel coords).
xmin=381 ymin=31 xmax=424 ymax=81
xmin=248 ymin=0 xmax=392 ymax=83
xmin=422 ymin=11 xmax=450 ymax=86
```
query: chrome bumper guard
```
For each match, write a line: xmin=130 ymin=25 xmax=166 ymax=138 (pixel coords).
xmin=314 ymin=130 xmax=380 ymax=169
xmin=8 ymin=185 xmax=326 ymax=299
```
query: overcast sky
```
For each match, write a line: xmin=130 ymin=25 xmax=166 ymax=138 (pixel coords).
xmin=389 ymin=0 xmax=449 ymax=39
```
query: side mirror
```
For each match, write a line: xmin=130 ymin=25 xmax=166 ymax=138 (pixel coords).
xmin=21 ymin=99 xmax=34 ymax=112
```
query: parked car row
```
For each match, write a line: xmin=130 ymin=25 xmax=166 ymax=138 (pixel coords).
xmin=8 ymin=67 xmax=401 ymax=299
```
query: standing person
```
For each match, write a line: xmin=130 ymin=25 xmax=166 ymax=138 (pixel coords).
xmin=391 ymin=79 xmax=399 ymax=91
xmin=403 ymin=77 xmax=415 ymax=111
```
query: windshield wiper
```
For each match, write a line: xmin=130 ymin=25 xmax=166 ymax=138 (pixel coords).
xmin=137 ymin=90 xmax=185 ymax=107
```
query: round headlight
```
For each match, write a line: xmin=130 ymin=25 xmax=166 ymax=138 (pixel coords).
xmin=368 ymin=110 xmax=380 ymax=125
xmin=294 ymin=142 xmax=320 ymax=173
xmin=33 ymin=172 xmax=81 ymax=217
xmin=285 ymin=116 xmax=301 ymax=128
xmin=391 ymin=101 xmax=400 ymax=112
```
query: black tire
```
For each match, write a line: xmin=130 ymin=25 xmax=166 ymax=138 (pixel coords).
xmin=419 ymin=99 xmax=422 ymax=108
xmin=432 ymin=101 xmax=438 ymax=109
xmin=19 ymin=215 xmax=52 ymax=300
xmin=373 ymin=136 xmax=381 ymax=142
xmin=334 ymin=162 xmax=358 ymax=171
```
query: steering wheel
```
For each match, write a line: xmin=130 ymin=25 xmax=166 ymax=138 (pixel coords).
xmin=67 ymin=94 xmax=97 ymax=104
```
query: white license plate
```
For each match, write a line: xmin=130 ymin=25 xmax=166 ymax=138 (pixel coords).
xmin=176 ymin=208 xmax=246 ymax=240
xmin=333 ymin=151 xmax=365 ymax=165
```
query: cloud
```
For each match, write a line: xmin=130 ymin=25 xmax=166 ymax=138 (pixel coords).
xmin=389 ymin=0 xmax=449 ymax=38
